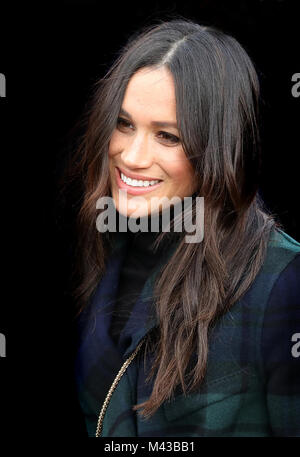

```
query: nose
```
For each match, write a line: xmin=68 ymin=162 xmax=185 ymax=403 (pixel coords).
xmin=120 ymin=132 xmax=154 ymax=169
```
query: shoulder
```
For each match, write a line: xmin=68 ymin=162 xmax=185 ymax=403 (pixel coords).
xmin=213 ymin=228 xmax=300 ymax=370
xmin=263 ymin=228 xmax=300 ymax=273
xmin=259 ymin=228 xmax=300 ymax=338
xmin=263 ymin=228 xmax=300 ymax=308
xmin=243 ymin=228 xmax=300 ymax=310
xmin=259 ymin=230 xmax=300 ymax=435
xmin=259 ymin=228 xmax=300 ymax=325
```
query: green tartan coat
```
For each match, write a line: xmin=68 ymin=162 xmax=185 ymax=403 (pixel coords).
xmin=75 ymin=228 xmax=300 ymax=437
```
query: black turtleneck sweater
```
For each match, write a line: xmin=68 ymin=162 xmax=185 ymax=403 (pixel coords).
xmin=109 ymin=211 xmax=178 ymax=347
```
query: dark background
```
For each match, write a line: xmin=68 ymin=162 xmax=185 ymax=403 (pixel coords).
xmin=0 ymin=0 xmax=299 ymax=446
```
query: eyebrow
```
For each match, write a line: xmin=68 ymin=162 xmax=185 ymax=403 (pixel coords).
xmin=119 ymin=108 xmax=178 ymax=129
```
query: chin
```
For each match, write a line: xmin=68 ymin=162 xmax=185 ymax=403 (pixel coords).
xmin=113 ymin=195 xmax=148 ymax=219
xmin=117 ymin=205 xmax=150 ymax=219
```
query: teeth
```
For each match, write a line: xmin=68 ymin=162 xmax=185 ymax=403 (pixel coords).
xmin=120 ymin=172 xmax=160 ymax=187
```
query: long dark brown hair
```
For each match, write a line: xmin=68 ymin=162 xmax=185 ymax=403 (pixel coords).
xmin=63 ymin=18 xmax=280 ymax=419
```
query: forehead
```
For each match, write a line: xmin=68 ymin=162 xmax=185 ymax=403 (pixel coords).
xmin=122 ymin=67 xmax=177 ymax=119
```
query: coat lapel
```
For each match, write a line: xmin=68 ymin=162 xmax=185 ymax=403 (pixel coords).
xmin=75 ymin=229 xmax=178 ymax=436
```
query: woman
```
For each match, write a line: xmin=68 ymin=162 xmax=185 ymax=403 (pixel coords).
xmin=71 ymin=18 xmax=300 ymax=437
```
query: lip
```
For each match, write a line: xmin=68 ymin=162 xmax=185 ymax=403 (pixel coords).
xmin=117 ymin=166 xmax=162 ymax=182
xmin=115 ymin=167 xmax=163 ymax=195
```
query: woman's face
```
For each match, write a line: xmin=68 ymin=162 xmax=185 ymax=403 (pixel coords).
xmin=108 ymin=66 xmax=197 ymax=218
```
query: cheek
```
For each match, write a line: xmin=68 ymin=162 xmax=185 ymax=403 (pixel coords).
xmin=108 ymin=132 xmax=120 ymax=158
xmin=168 ymin=159 xmax=196 ymax=195
xmin=162 ymin=154 xmax=194 ymax=184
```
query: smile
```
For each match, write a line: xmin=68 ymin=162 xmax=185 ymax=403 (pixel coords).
xmin=115 ymin=167 xmax=163 ymax=195
xmin=120 ymin=172 xmax=160 ymax=187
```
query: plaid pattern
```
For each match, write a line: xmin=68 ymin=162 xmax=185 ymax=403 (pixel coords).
xmin=75 ymin=228 xmax=300 ymax=437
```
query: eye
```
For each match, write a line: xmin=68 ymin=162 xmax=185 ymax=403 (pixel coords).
xmin=157 ymin=131 xmax=180 ymax=145
xmin=116 ymin=117 xmax=133 ymax=131
xmin=116 ymin=117 xmax=180 ymax=145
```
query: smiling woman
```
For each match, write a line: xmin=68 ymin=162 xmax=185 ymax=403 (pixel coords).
xmin=69 ymin=18 xmax=300 ymax=437
xmin=109 ymin=66 xmax=196 ymax=216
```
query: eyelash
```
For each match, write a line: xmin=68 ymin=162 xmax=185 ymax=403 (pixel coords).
xmin=116 ymin=117 xmax=180 ymax=145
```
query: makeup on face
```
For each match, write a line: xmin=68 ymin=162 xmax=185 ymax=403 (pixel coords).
xmin=108 ymin=66 xmax=196 ymax=218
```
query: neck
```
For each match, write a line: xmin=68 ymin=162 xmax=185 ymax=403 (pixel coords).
xmin=115 ymin=206 xmax=182 ymax=254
